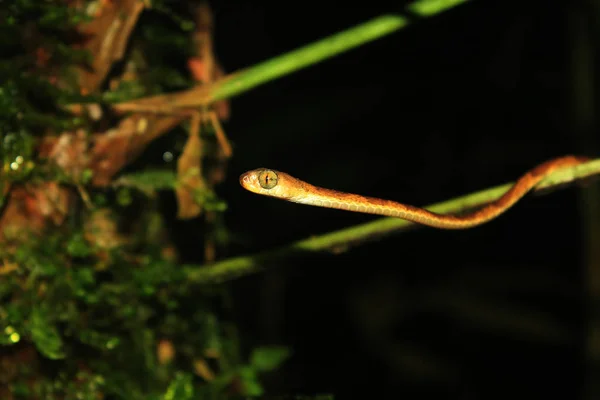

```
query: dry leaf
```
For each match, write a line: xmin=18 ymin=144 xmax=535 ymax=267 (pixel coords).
xmin=83 ymin=208 xmax=125 ymax=251
xmin=76 ymin=0 xmax=145 ymax=93
xmin=189 ymin=2 xmax=230 ymax=120
xmin=193 ymin=357 xmax=215 ymax=381
xmin=0 ymin=183 xmax=71 ymax=242
xmin=157 ymin=339 xmax=175 ymax=365
xmin=45 ymin=130 xmax=89 ymax=182
xmin=176 ymin=114 xmax=205 ymax=219
xmin=89 ymin=113 xmax=185 ymax=186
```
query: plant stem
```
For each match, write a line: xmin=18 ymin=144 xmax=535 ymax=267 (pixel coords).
xmin=113 ymin=1 xmax=472 ymax=111
xmin=210 ymin=0 xmax=471 ymax=102
xmin=210 ymin=15 xmax=407 ymax=101
xmin=185 ymin=158 xmax=600 ymax=284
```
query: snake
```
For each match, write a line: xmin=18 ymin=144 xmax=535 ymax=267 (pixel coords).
xmin=239 ymin=155 xmax=587 ymax=229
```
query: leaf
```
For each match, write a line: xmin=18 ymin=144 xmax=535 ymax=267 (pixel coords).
xmin=113 ymin=170 xmax=178 ymax=195
xmin=83 ymin=208 xmax=125 ymax=251
xmin=78 ymin=329 xmax=120 ymax=351
xmin=249 ymin=346 xmax=291 ymax=372
xmin=163 ymin=372 xmax=194 ymax=400
xmin=29 ymin=307 xmax=65 ymax=360
xmin=46 ymin=130 xmax=89 ymax=182
xmin=238 ymin=366 xmax=263 ymax=396
xmin=76 ymin=0 xmax=145 ymax=93
xmin=66 ymin=233 xmax=91 ymax=257
xmin=176 ymin=121 xmax=205 ymax=219
xmin=89 ymin=114 xmax=184 ymax=186
xmin=192 ymin=189 xmax=227 ymax=212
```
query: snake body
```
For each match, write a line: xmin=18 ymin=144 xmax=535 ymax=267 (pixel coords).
xmin=239 ymin=155 xmax=587 ymax=229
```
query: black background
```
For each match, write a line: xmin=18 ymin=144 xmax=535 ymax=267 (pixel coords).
xmin=172 ymin=0 xmax=590 ymax=398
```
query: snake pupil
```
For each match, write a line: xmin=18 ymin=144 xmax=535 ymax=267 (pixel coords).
xmin=258 ymin=170 xmax=278 ymax=190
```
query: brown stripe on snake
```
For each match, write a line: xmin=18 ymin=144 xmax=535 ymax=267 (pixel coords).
xmin=239 ymin=155 xmax=588 ymax=229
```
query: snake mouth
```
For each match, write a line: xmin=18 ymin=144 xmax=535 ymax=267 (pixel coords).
xmin=239 ymin=170 xmax=264 ymax=194
xmin=239 ymin=172 xmax=252 ymax=189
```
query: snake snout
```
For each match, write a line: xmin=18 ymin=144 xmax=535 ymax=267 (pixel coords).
xmin=239 ymin=173 xmax=250 ymax=187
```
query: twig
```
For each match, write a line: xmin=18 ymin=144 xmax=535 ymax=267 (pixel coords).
xmin=184 ymin=158 xmax=600 ymax=284
xmin=115 ymin=0 xmax=473 ymax=113
xmin=209 ymin=1 xmax=470 ymax=103
xmin=206 ymin=111 xmax=232 ymax=158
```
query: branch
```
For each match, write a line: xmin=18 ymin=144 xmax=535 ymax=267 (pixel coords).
xmin=184 ymin=158 xmax=600 ymax=284
xmin=209 ymin=0 xmax=472 ymax=102
xmin=114 ymin=0 xmax=471 ymax=112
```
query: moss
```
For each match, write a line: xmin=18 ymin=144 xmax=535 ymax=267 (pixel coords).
xmin=0 ymin=1 xmax=290 ymax=399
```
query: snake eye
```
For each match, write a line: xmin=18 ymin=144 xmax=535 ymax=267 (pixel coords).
xmin=258 ymin=170 xmax=278 ymax=189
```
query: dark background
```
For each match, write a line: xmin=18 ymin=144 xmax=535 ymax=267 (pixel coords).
xmin=176 ymin=0 xmax=592 ymax=398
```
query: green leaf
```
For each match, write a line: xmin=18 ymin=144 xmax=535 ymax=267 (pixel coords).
xmin=239 ymin=367 xmax=263 ymax=396
xmin=29 ymin=307 xmax=65 ymax=360
xmin=113 ymin=170 xmax=177 ymax=195
xmin=102 ymin=79 xmax=148 ymax=103
xmin=78 ymin=329 xmax=120 ymax=351
xmin=116 ymin=187 xmax=133 ymax=207
xmin=192 ymin=189 xmax=228 ymax=212
xmin=66 ymin=233 xmax=91 ymax=257
xmin=249 ymin=346 xmax=291 ymax=372
xmin=81 ymin=168 xmax=94 ymax=184
xmin=163 ymin=372 xmax=193 ymax=400
xmin=9 ymin=381 xmax=29 ymax=398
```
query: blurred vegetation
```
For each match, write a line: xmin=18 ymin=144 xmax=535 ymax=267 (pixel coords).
xmin=0 ymin=1 xmax=290 ymax=399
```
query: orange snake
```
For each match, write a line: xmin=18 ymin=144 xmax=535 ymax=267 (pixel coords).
xmin=239 ymin=155 xmax=587 ymax=229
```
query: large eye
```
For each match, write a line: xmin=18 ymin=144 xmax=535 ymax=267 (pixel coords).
xmin=258 ymin=170 xmax=278 ymax=189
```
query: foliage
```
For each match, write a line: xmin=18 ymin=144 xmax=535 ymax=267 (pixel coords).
xmin=1 ymin=229 xmax=289 ymax=399
xmin=0 ymin=1 xmax=289 ymax=399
